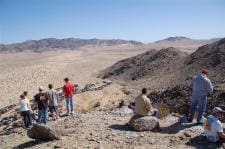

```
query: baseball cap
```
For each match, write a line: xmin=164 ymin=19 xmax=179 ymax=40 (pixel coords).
xmin=213 ymin=107 xmax=225 ymax=113
xmin=202 ymin=69 xmax=208 ymax=75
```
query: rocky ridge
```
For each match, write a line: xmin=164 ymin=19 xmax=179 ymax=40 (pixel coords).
xmin=102 ymin=38 xmax=225 ymax=89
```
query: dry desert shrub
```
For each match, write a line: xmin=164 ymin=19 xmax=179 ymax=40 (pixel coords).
xmin=156 ymin=103 xmax=170 ymax=119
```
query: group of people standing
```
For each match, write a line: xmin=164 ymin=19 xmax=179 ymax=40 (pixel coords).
xmin=19 ymin=77 xmax=75 ymax=128
xmin=18 ymin=69 xmax=225 ymax=143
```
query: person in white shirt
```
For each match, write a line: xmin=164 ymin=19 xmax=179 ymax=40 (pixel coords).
xmin=204 ymin=107 xmax=225 ymax=142
xmin=19 ymin=94 xmax=32 ymax=128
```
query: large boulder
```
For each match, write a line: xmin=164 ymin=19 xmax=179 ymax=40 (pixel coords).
xmin=27 ymin=124 xmax=63 ymax=141
xmin=129 ymin=115 xmax=159 ymax=131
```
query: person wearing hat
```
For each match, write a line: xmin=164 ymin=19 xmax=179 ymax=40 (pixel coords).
xmin=188 ymin=69 xmax=213 ymax=124
xmin=34 ymin=86 xmax=49 ymax=124
xmin=204 ymin=107 xmax=225 ymax=142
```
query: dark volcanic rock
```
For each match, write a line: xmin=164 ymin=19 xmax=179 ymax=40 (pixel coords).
xmin=148 ymin=85 xmax=225 ymax=121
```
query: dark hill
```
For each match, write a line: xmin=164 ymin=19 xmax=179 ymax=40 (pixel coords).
xmin=102 ymin=38 xmax=225 ymax=91
xmin=155 ymin=36 xmax=192 ymax=43
xmin=102 ymin=47 xmax=187 ymax=81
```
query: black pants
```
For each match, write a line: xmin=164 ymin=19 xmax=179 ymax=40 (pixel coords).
xmin=21 ymin=110 xmax=32 ymax=128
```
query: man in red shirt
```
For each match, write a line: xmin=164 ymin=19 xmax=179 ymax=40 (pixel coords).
xmin=63 ymin=77 xmax=74 ymax=115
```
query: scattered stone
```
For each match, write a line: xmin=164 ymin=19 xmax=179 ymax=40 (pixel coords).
xmin=0 ymin=104 xmax=17 ymax=115
xmin=54 ymin=145 xmax=62 ymax=148
xmin=111 ymin=106 xmax=133 ymax=116
xmin=12 ymin=121 xmax=23 ymax=128
xmin=183 ymin=131 xmax=192 ymax=138
xmin=118 ymin=100 xmax=126 ymax=108
xmin=179 ymin=136 xmax=184 ymax=140
xmin=94 ymin=102 xmax=101 ymax=108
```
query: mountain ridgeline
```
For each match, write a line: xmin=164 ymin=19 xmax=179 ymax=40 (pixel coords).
xmin=102 ymin=38 xmax=225 ymax=89
xmin=0 ymin=38 xmax=144 ymax=53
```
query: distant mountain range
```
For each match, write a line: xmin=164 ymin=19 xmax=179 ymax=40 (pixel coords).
xmin=145 ymin=36 xmax=222 ymax=53
xmin=0 ymin=38 xmax=144 ymax=53
xmin=152 ymin=36 xmax=221 ymax=45
xmin=0 ymin=36 xmax=222 ymax=53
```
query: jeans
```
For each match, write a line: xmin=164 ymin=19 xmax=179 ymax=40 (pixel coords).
xmin=38 ymin=107 xmax=48 ymax=124
xmin=21 ymin=110 xmax=32 ymax=128
xmin=66 ymin=96 xmax=74 ymax=113
xmin=189 ymin=95 xmax=207 ymax=123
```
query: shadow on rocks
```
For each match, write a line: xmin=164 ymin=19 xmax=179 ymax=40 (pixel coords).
xmin=59 ymin=113 xmax=69 ymax=118
xmin=157 ymin=122 xmax=196 ymax=134
xmin=13 ymin=140 xmax=46 ymax=149
xmin=186 ymin=135 xmax=225 ymax=149
xmin=109 ymin=123 xmax=133 ymax=132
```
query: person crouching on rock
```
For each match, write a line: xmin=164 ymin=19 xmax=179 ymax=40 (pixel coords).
xmin=46 ymin=84 xmax=60 ymax=120
xmin=135 ymin=88 xmax=158 ymax=117
xmin=188 ymin=69 xmax=213 ymax=125
xmin=19 ymin=94 xmax=32 ymax=128
xmin=204 ymin=107 xmax=225 ymax=142
xmin=34 ymin=86 xmax=49 ymax=124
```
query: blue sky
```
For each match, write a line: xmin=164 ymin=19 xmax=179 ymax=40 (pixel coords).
xmin=0 ymin=0 xmax=225 ymax=44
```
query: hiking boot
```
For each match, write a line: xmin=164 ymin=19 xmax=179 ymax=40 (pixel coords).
xmin=187 ymin=118 xmax=193 ymax=123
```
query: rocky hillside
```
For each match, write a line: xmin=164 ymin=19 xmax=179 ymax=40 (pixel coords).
xmin=101 ymin=38 xmax=225 ymax=93
xmin=0 ymin=38 xmax=144 ymax=53
xmin=1 ymin=102 xmax=224 ymax=149
xmin=184 ymin=38 xmax=225 ymax=83
xmin=102 ymin=47 xmax=187 ymax=81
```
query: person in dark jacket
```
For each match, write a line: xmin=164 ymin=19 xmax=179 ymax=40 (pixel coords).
xmin=34 ymin=86 xmax=49 ymax=124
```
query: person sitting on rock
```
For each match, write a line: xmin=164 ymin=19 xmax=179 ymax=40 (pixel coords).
xmin=188 ymin=69 xmax=213 ymax=124
xmin=19 ymin=94 xmax=32 ymax=128
xmin=46 ymin=84 xmax=60 ymax=120
xmin=34 ymin=86 xmax=49 ymax=124
xmin=135 ymin=88 xmax=157 ymax=117
xmin=204 ymin=107 xmax=225 ymax=142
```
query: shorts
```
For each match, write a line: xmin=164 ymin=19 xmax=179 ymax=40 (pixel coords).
xmin=49 ymin=106 xmax=58 ymax=113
